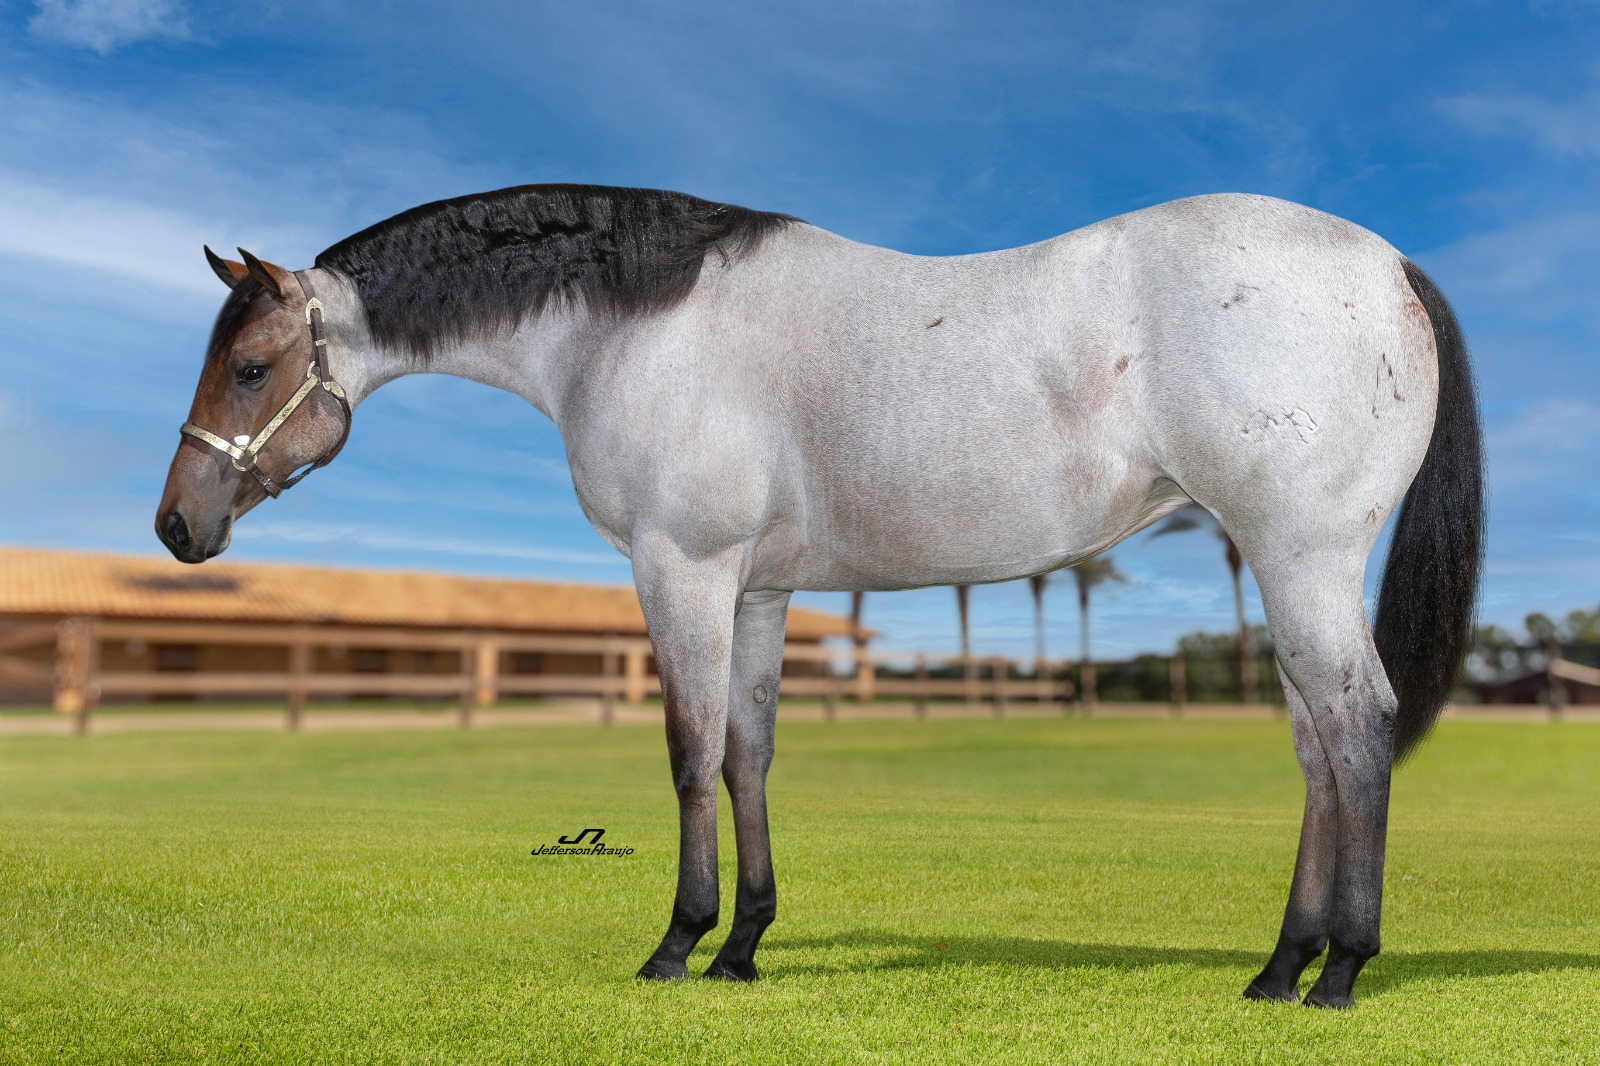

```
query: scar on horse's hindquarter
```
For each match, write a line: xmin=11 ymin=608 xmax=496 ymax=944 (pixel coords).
xmin=157 ymin=186 xmax=1484 ymax=1008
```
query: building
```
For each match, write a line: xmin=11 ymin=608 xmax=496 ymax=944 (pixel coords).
xmin=0 ymin=546 xmax=859 ymax=713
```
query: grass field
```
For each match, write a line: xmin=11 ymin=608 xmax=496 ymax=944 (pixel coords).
xmin=1 ymin=715 xmax=1596 ymax=1064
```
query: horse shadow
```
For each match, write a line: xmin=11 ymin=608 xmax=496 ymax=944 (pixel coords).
xmin=771 ymin=931 xmax=1599 ymax=993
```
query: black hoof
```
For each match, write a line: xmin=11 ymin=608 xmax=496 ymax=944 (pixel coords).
xmin=704 ymin=958 xmax=758 ymax=982
xmin=1303 ymin=989 xmax=1355 ymax=1010
xmin=635 ymin=958 xmax=690 ymax=981
xmin=1242 ymin=980 xmax=1299 ymax=1003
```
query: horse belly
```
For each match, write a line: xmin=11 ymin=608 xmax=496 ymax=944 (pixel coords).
xmin=766 ymin=404 xmax=1179 ymax=591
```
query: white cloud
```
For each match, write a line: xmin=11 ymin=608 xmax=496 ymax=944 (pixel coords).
xmin=0 ymin=172 xmax=310 ymax=299
xmin=1416 ymin=209 xmax=1600 ymax=327
xmin=1435 ymin=84 xmax=1600 ymax=159
xmin=247 ymin=522 xmax=627 ymax=568
xmin=28 ymin=0 xmax=192 ymax=55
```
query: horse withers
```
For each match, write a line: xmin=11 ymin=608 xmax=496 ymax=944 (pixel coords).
xmin=155 ymin=186 xmax=1483 ymax=1008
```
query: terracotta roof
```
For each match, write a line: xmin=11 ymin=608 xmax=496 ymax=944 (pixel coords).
xmin=0 ymin=547 xmax=854 ymax=640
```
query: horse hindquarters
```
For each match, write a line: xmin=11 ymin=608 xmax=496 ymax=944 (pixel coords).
xmin=1215 ymin=257 xmax=1482 ymax=1007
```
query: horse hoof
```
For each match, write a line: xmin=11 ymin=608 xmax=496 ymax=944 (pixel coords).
xmin=704 ymin=958 xmax=758 ymax=982
xmin=635 ymin=958 xmax=690 ymax=981
xmin=1303 ymin=989 xmax=1354 ymax=1010
xmin=1242 ymin=980 xmax=1298 ymax=1003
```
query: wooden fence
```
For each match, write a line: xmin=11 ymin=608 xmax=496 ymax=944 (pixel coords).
xmin=8 ymin=617 xmax=1078 ymax=732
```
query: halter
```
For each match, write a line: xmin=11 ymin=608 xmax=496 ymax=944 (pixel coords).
xmin=179 ymin=270 xmax=352 ymax=498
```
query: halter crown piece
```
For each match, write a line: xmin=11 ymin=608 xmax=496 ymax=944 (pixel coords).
xmin=179 ymin=270 xmax=352 ymax=498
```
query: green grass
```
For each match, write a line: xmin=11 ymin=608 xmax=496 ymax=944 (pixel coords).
xmin=1 ymin=717 xmax=1596 ymax=1064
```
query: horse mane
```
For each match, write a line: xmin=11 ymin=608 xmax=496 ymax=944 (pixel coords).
xmin=314 ymin=184 xmax=798 ymax=361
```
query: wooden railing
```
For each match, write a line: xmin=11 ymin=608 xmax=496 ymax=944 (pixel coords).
xmin=10 ymin=617 xmax=1076 ymax=732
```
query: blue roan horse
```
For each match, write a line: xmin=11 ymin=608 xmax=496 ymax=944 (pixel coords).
xmin=156 ymin=185 xmax=1483 ymax=1008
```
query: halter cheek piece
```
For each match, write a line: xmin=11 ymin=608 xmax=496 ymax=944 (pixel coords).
xmin=179 ymin=270 xmax=352 ymax=498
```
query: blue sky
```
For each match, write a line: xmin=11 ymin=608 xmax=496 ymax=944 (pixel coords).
xmin=1 ymin=0 xmax=1597 ymax=661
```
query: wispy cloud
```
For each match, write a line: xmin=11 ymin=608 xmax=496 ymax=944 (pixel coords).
xmin=0 ymin=172 xmax=306 ymax=298
xmin=1435 ymin=84 xmax=1600 ymax=159
xmin=28 ymin=0 xmax=192 ymax=55
xmin=248 ymin=522 xmax=627 ymax=568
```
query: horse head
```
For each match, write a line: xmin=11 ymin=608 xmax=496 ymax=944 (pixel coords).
xmin=154 ymin=247 xmax=350 ymax=563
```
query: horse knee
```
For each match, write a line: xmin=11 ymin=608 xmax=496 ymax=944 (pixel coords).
xmin=670 ymin=757 xmax=720 ymax=802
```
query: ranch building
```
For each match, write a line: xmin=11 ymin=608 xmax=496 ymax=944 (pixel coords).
xmin=0 ymin=546 xmax=861 ymax=714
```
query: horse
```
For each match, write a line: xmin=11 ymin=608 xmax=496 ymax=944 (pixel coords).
xmin=155 ymin=185 xmax=1483 ymax=1008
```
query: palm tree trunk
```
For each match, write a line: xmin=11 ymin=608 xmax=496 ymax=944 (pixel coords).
xmin=1226 ymin=536 xmax=1256 ymax=703
xmin=956 ymin=585 xmax=975 ymax=705
xmin=1078 ymin=582 xmax=1096 ymax=709
xmin=1029 ymin=575 xmax=1050 ymax=706
xmin=849 ymin=590 xmax=871 ymax=703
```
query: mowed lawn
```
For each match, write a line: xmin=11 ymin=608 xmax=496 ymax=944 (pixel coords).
xmin=1 ymin=715 xmax=1596 ymax=1064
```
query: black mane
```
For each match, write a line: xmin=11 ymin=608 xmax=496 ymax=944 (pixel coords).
xmin=315 ymin=184 xmax=798 ymax=360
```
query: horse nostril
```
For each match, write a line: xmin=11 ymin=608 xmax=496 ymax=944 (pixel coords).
xmin=162 ymin=511 xmax=191 ymax=552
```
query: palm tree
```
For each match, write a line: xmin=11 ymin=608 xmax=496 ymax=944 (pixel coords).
xmin=849 ymin=590 xmax=870 ymax=701
xmin=1150 ymin=505 xmax=1257 ymax=702
xmin=955 ymin=584 xmax=975 ymax=704
xmin=1070 ymin=556 xmax=1126 ymax=709
xmin=1029 ymin=574 xmax=1055 ymax=706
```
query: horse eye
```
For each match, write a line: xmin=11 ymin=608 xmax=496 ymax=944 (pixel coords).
xmin=236 ymin=364 xmax=269 ymax=388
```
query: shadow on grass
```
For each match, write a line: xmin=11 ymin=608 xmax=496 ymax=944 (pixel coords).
xmin=774 ymin=931 xmax=1600 ymax=991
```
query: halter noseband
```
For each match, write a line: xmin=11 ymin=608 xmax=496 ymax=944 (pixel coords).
xmin=179 ymin=270 xmax=352 ymax=498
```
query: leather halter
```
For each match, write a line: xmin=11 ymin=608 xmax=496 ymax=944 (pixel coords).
xmin=179 ymin=270 xmax=352 ymax=498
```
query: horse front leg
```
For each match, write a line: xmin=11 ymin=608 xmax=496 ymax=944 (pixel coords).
xmin=1245 ymin=667 xmax=1338 ymax=1002
xmin=705 ymin=589 xmax=790 ymax=981
xmin=632 ymin=539 xmax=741 ymax=981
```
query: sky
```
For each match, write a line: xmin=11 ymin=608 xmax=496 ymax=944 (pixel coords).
xmin=1 ymin=0 xmax=1598 ymax=662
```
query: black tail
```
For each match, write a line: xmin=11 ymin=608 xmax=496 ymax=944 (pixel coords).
xmin=1373 ymin=260 xmax=1485 ymax=762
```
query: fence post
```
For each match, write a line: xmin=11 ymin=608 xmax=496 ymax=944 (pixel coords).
xmin=963 ymin=652 xmax=978 ymax=707
xmin=1169 ymin=654 xmax=1186 ymax=716
xmin=623 ymin=645 xmax=647 ymax=704
xmin=1545 ymin=643 xmax=1568 ymax=720
xmin=287 ymin=637 xmax=309 ymax=732
xmin=600 ymin=636 xmax=618 ymax=726
xmin=914 ymin=653 xmax=929 ymax=720
xmin=473 ymin=638 xmax=499 ymax=708
xmin=53 ymin=618 xmax=99 ymax=735
xmin=854 ymin=641 xmax=875 ymax=703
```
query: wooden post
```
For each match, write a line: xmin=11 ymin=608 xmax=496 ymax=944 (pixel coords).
xmin=914 ymin=653 xmax=929 ymax=720
xmin=473 ymin=638 xmax=499 ymax=708
xmin=1546 ymin=643 xmax=1568 ymax=720
xmin=600 ymin=636 xmax=617 ymax=726
xmin=991 ymin=658 xmax=1007 ymax=718
xmin=623 ymin=645 xmax=647 ymax=704
xmin=854 ymin=641 xmax=875 ymax=703
xmin=53 ymin=618 xmax=99 ymax=734
xmin=287 ymin=638 xmax=309 ymax=732
xmin=456 ymin=638 xmax=474 ymax=728
xmin=1036 ymin=656 xmax=1051 ymax=705
xmin=1169 ymin=654 xmax=1186 ymax=716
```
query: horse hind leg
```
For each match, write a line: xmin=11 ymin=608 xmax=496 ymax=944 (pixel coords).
xmin=1248 ymin=549 xmax=1397 ymax=1009
xmin=1244 ymin=668 xmax=1338 ymax=1001
xmin=704 ymin=589 xmax=789 ymax=981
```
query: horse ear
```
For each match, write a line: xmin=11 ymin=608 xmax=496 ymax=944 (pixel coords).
xmin=204 ymin=245 xmax=249 ymax=289
xmin=237 ymin=248 xmax=289 ymax=301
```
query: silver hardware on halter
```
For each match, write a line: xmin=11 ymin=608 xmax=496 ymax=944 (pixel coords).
xmin=232 ymin=434 xmax=251 ymax=447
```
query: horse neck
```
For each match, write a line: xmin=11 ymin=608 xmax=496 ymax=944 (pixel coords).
xmin=313 ymin=269 xmax=594 ymax=423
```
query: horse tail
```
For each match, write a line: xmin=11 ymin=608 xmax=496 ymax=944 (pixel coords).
xmin=1373 ymin=259 xmax=1485 ymax=763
